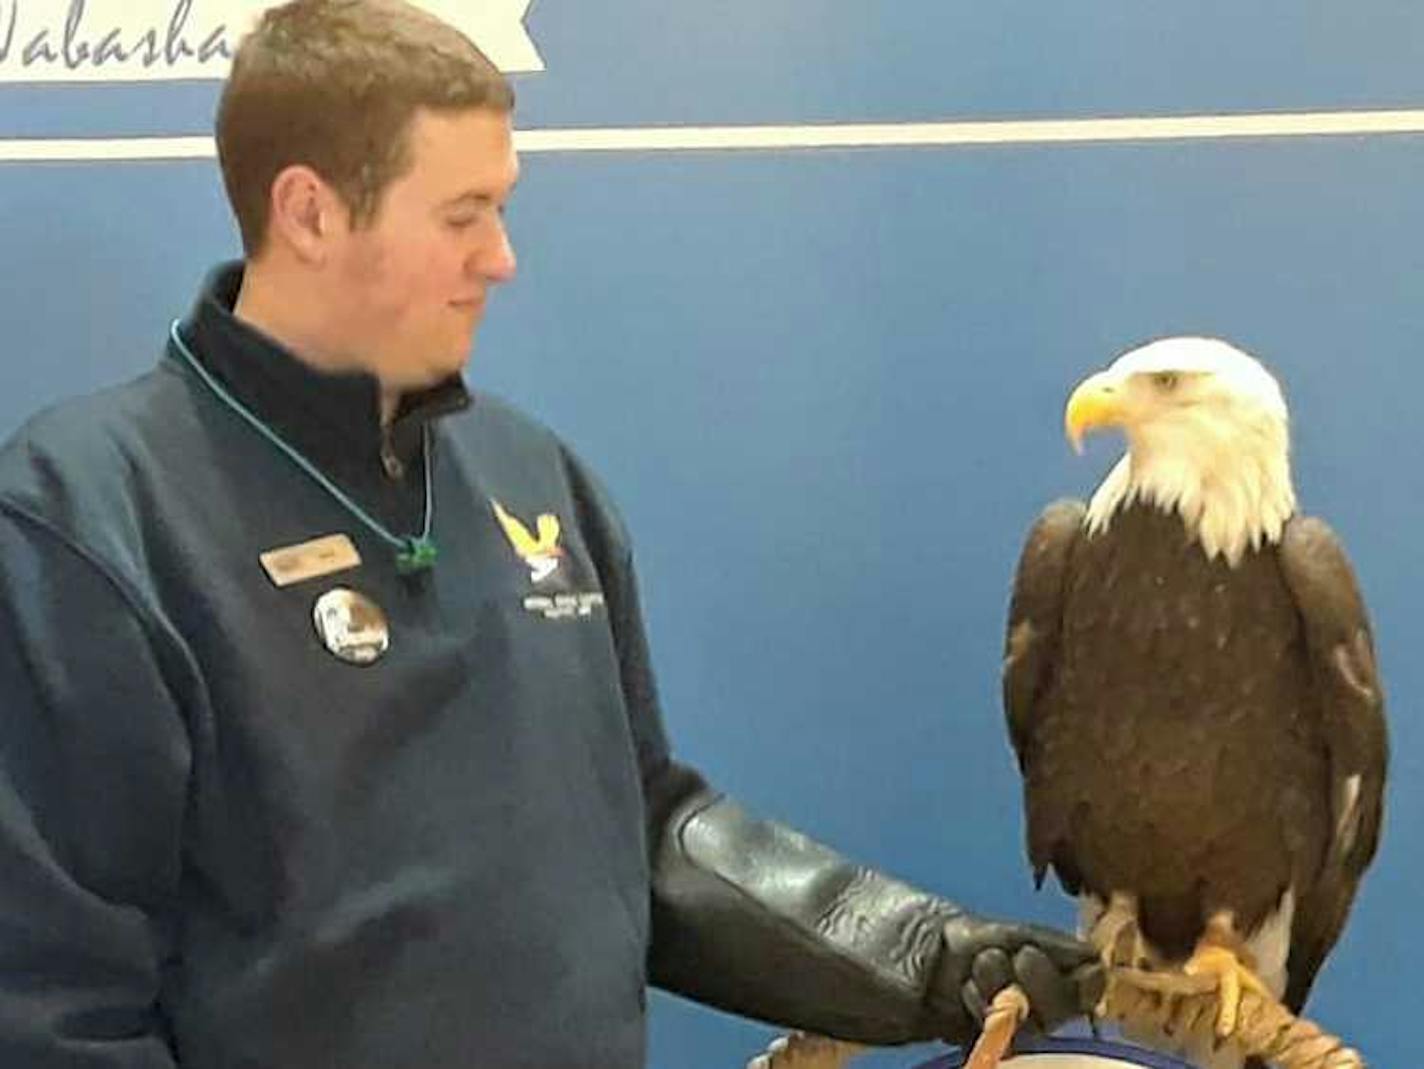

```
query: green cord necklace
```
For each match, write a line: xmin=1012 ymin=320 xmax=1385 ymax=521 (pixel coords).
xmin=169 ymin=320 xmax=438 ymax=574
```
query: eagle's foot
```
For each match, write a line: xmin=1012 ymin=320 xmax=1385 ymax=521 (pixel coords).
xmin=1115 ymin=921 xmax=1154 ymax=971
xmin=1182 ymin=943 xmax=1271 ymax=1040
xmin=1089 ymin=893 xmax=1155 ymax=1024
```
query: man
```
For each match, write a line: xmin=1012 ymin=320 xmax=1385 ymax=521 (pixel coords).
xmin=0 ymin=2 xmax=1102 ymax=1066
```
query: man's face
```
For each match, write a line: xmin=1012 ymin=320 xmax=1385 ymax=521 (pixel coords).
xmin=327 ymin=107 xmax=519 ymax=392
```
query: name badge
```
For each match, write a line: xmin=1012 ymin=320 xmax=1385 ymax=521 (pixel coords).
xmin=260 ymin=534 xmax=362 ymax=588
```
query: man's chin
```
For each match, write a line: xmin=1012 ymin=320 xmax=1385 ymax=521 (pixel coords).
xmin=439 ymin=345 xmax=476 ymax=382
xmin=422 ymin=343 xmax=477 ymax=384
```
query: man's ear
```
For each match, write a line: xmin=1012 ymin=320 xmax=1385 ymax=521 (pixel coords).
xmin=267 ymin=165 xmax=347 ymax=264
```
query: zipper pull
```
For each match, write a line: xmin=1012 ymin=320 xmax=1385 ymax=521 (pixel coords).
xmin=379 ymin=436 xmax=405 ymax=480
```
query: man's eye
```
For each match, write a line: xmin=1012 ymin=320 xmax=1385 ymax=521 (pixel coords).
xmin=1155 ymin=372 xmax=1180 ymax=391
xmin=446 ymin=216 xmax=477 ymax=230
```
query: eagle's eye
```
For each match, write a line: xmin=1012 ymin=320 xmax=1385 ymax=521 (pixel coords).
xmin=1154 ymin=372 xmax=1180 ymax=392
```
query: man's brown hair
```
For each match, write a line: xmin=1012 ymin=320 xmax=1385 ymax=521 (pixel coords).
xmin=216 ymin=0 xmax=515 ymax=255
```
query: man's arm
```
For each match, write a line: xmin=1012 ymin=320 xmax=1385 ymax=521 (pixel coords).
xmin=644 ymin=763 xmax=1100 ymax=1047
xmin=0 ymin=506 xmax=188 ymax=1067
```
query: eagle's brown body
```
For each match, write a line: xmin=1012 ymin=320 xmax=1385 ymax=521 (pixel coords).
xmin=1020 ymin=503 xmax=1330 ymax=959
xmin=1006 ymin=498 xmax=1385 ymax=1011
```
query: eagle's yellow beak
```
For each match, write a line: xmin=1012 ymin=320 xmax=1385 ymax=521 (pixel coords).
xmin=1065 ymin=372 xmax=1126 ymax=454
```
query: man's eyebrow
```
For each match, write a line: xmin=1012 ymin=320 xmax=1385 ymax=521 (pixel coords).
xmin=441 ymin=181 xmax=519 ymax=208
xmin=440 ymin=191 xmax=492 ymax=208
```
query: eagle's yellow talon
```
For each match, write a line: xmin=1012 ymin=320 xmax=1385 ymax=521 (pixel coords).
xmin=1181 ymin=944 xmax=1270 ymax=1040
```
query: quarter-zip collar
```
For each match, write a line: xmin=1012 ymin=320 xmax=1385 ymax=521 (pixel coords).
xmin=168 ymin=262 xmax=471 ymax=481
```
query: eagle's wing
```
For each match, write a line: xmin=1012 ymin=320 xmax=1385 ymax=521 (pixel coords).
xmin=1003 ymin=500 xmax=1086 ymax=779
xmin=1278 ymin=515 xmax=1389 ymax=1011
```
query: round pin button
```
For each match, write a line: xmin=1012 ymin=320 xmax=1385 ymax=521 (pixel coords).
xmin=312 ymin=587 xmax=390 ymax=665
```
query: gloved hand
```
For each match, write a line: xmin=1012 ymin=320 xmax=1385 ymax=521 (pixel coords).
xmin=646 ymin=771 xmax=1107 ymax=1048
xmin=926 ymin=914 xmax=1105 ymax=1043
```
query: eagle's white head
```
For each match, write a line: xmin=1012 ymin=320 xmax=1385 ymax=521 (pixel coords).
xmin=1065 ymin=336 xmax=1297 ymax=567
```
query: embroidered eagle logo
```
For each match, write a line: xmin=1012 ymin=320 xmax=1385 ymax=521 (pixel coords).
xmin=491 ymin=500 xmax=564 ymax=583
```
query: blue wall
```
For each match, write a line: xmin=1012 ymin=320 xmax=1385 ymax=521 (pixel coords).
xmin=2 ymin=4 xmax=1419 ymax=1067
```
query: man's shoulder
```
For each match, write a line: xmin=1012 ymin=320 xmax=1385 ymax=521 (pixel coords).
xmin=446 ymin=389 xmax=562 ymax=453
xmin=0 ymin=364 xmax=187 ymax=525
xmin=443 ymin=388 xmax=586 ymax=485
xmin=447 ymin=390 xmax=634 ymax=553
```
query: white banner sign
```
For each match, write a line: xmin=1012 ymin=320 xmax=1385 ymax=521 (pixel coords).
xmin=0 ymin=0 xmax=543 ymax=83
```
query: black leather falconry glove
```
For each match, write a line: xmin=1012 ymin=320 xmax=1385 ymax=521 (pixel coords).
xmin=646 ymin=765 xmax=1103 ymax=1047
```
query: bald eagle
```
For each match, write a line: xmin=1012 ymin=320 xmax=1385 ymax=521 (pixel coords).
xmin=1004 ymin=338 xmax=1387 ymax=1067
